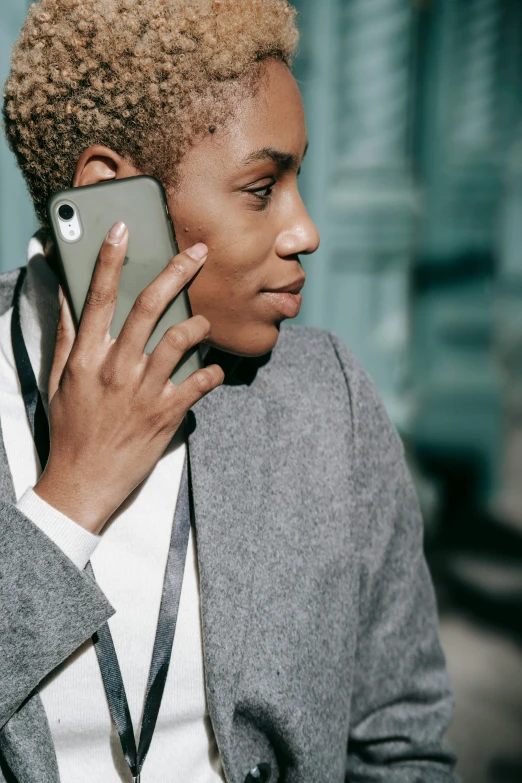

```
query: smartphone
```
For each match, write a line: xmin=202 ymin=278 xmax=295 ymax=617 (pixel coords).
xmin=47 ymin=175 xmax=203 ymax=384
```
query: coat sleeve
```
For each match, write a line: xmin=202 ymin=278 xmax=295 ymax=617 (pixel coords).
xmin=0 ymin=501 xmax=114 ymax=730
xmin=328 ymin=333 xmax=459 ymax=783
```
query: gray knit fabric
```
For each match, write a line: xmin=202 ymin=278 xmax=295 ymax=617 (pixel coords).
xmin=0 ymin=267 xmax=458 ymax=782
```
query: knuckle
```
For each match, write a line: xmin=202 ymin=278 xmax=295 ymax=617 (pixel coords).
xmin=165 ymin=325 xmax=189 ymax=353
xmin=99 ymin=361 xmax=122 ymax=390
xmin=66 ymin=350 xmax=89 ymax=377
xmin=85 ymin=287 xmax=113 ymax=310
xmin=134 ymin=290 xmax=161 ymax=317
xmin=193 ymin=368 xmax=213 ymax=394
xmin=167 ymin=260 xmax=188 ymax=279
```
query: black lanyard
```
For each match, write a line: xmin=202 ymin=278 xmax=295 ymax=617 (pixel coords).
xmin=11 ymin=266 xmax=192 ymax=783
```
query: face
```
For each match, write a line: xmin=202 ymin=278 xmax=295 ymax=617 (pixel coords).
xmin=168 ymin=59 xmax=320 ymax=357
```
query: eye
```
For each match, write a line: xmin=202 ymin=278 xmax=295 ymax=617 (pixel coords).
xmin=252 ymin=184 xmax=274 ymax=199
xmin=243 ymin=177 xmax=277 ymax=210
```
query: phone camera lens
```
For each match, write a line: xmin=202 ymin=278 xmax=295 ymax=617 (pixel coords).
xmin=58 ymin=204 xmax=74 ymax=221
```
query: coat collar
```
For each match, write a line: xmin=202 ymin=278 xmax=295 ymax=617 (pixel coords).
xmin=19 ymin=231 xmax=60 ymax=410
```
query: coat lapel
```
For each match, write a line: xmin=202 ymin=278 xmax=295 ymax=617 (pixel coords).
xmin=0 ymin=413 xmax=16 ymax=505
xmin=187 ymin=351 xmax=272 ymax=782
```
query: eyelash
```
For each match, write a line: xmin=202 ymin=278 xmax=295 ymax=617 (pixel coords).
xmin=245 ymin=178 xmax=276 ymax=210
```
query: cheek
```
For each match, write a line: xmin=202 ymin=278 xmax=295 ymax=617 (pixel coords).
xmin=187 ymin=244 xmax=281 ymax=357
xmin=168 ymin=190 xmax=284 ymax=355
xmin=176 ymin=217 xmax=272 ymax=312
xmin=187 ymin=240 xmax=265 ymax=314
xmin=168 ymin=189 xmax=276 ymax=334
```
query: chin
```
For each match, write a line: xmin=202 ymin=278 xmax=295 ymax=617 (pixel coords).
xmin=207 ymin=322 xmax=281 ymax=358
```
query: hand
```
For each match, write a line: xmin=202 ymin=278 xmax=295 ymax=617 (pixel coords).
xmin=34 ymin=221 xmax=224 ymax=534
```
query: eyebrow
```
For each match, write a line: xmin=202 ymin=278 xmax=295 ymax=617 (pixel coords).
xmin=241 ymin=140 xmax=309 ymax=172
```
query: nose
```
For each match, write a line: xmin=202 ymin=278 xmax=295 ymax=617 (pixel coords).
xmin=275 ymin=192 xmax=320 ymax=259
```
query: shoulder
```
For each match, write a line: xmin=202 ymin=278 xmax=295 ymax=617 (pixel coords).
xmin=268 ymin=323 xmax=362 ymax=390
xmin=265 ymin=324 xmax=403 ymax=461
xmin=266 ymin=324 xmax=380 ymax=413
xmin=0 ymin=268 xmax=22 ymax=317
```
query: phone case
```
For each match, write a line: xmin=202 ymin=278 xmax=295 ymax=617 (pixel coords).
xmin=47 ymin=175 xmax=203 ymax=385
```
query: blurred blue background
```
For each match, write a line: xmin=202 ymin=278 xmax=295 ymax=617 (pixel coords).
xmin=2 ymin=1 xmax=522 ymax=780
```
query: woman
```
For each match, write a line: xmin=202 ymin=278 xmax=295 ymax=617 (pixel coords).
xmin=1 ymin=0 xmax=457 ymax=781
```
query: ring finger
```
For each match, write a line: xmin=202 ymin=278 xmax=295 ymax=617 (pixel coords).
xmin=144 ymin=315 xmax=210 ymax=390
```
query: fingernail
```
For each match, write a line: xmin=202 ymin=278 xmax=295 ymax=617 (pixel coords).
xmin=58 ymin=286 xmax=64 ymax=307
xmin=186 ymin=243 xmax=208 ymax=261
xmin=107 ymin=221 xmax=127 ymax=244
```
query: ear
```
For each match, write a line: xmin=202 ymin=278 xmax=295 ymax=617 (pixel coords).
xmin=72 ymin=145 xmax=140 ymax=187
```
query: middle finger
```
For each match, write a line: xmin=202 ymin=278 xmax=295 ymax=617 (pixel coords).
xmin=113 ymin=243 xmax=208 ymax=362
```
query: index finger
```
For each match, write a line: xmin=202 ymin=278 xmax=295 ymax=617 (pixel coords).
xmin=75 ymin=221 xmax=128 ymax=349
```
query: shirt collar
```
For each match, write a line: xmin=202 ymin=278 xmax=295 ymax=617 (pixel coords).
xmin=19 ymin=230 xmax=60 ymax=401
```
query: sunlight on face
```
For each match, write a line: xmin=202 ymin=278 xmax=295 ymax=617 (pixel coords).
xmin=168 ymin=59 xmax=320 ymax=357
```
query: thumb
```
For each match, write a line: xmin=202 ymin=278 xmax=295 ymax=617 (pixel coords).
xmin=49 ymin=286 xmax=76 ymax=401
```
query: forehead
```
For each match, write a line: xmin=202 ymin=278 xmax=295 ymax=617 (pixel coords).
xmin=175 ymin=60 xmax=307 ymax=184
xmin=231 ymin=59 xmax=307 ymax=156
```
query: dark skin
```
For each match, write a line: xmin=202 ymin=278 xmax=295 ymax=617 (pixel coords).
xmin=35 ymin=59 xmax=320 ymax=532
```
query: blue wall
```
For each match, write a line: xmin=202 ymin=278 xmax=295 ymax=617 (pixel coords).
xmin=3 ymin=0 xmax=522 ymax=514
xmin=0 ymin=0 xmax=37 ymax=274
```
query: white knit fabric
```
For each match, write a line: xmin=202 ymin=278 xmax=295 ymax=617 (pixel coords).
xmin=0 ymin=237 xmax=225 ymax=783
xmin=17 ymin=487 xmax=100 ymax=568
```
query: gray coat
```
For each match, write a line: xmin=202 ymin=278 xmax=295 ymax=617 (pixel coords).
xmin=0 ymin=267 xmax=457 ymax=783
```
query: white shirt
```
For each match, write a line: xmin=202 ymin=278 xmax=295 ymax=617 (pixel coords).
xmin=0 ymin=235 xmax=225 ymax=783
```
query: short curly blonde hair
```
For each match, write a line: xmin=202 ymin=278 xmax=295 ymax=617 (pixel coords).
xmin=3 ymin=0 xmax=299 ymax=224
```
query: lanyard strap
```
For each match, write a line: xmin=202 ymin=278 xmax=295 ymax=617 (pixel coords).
xmin=11 ymin=266 xmax=191 ymax=782
xmin=10 ymin=267 xmax=50 ymax=468
xmin=86 ymin=456 xmax=191 ymax=781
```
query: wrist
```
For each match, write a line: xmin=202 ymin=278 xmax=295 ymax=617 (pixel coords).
xmin=34 ymin=470 xmax=111 ymax=535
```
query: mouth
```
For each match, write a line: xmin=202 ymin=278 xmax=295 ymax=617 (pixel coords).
xmin=260 ymin=278 xmax=305 ymax=319
xmin=259 ymin=274 xmax=306 ymax=319
xmin=261 ymin=276 xmax=306 ymax=295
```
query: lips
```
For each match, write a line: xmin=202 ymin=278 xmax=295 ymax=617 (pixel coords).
xmin=259 ymin=275 xmax=306 ymax=318
xmin=261 ymin=276 xmax=306 ymax=295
